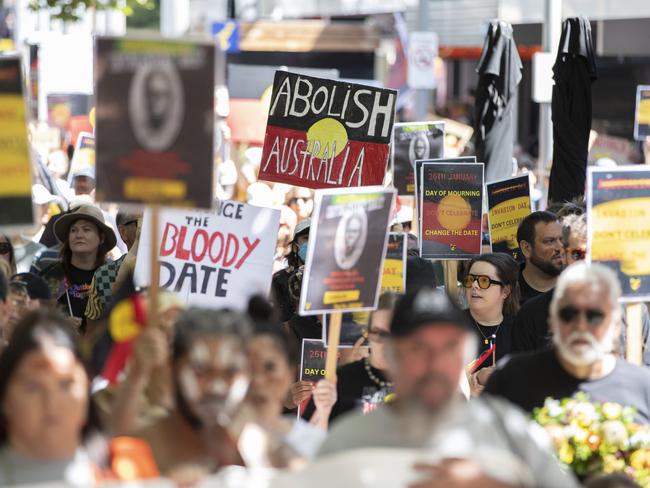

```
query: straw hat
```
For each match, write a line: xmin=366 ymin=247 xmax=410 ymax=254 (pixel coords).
xmin=54 ymin=204 xmax=117 ymax=251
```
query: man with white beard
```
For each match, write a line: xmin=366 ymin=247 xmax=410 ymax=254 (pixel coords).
xmin=485 ymin=262 xmax=650 ymax=423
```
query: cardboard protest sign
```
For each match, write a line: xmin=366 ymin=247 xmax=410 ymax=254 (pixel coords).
xmin=634 ymin=85 xmax=650 ymax=141
xmin=419 ymin=162 xmax=484 ymax=259
xmin=135 ymin=201 xmax=280 ymax=310
xmin=298 ymin=339 xmax=341 ymax=416
xmin=0 ymin=56 xmax=34 ymax=229
xmin=392 ymin=122 xmax=444 ymax=195
xmin=587 ymin=166 xmax=650 ymax=301
xmin=259 ymin=71 xmax=397 ymax=189
xmin=299 ymin=187 xmax=395 ymax=315
xmin=95 ymin=37 xmax=215 ymax=207
xmin=486 ymin=174 xmax=531 ymax=261
xmin=67 ymin=131 xmax=95 ymax=183
xmin=336 ymin=232 xmax=407 ymax=347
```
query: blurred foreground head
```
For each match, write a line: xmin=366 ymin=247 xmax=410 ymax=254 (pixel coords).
xmin=388 ymin=288 xmax=477 ymax=410
xmin=172 ymin=308 xmax=253 ymax=429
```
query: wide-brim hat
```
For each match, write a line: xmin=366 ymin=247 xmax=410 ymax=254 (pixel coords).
xmin=54 ymin=204 xmax=117 ymax=251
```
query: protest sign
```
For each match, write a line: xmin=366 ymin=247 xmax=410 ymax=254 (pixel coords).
xmin=298 ymin=339 xmax=341 ymax=417
xmin=67 ymin=132 xmax=95 ymax=183
xmin=336 ymin=232 xmax=407 ymax=347
xmin=95 ymin=37 xmax=215 ymax=208
xmin=392 ymin=122 xmax=444 ymax=195
xmin=0 ymin=55 xmax=34 ymax=229
xmin=634 ymin=85 xmax=650 ymax=141
xmin=46 ymin=93 xmax=92 ymax=130
xmin=587 ymin=166 xmax=650 ymax=301
xmin=259 ymin=71 xmax=397 ymax=189
xmin=419 ymin=162 xmax=484 ymax=260
xmin=299 ymin=187 xmax=395 ymax=315
xmin=486 ymin=174 xmax=531 ymax=261
xmin=134 ymin=201 xmax=280 ymax=310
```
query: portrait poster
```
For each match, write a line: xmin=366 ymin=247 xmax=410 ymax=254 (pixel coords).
xmin=419 ymin=162 xmax=484 ymax=260
xmin=486 ymin=174 xmax=531 ymax=262
xmin=299 ymin=187 xmax=395 ymax=315
xmin=634 ymin=85 xmax=650 ymax=141
xmin=258 ymin=70 xmax=397 ymax=189
xmin=95 ymin=37 xmax=215 ymax=208
xmin=0 ymin=55 xmax=34 ymax=229
xmin=335 ymin=232 xmax=407 ymax=347
xmin=587 ymin=166 xmax=650 ymax=301
xmin=392 ymin=121 xmax=444 ymax=195
xmin=135 ymin=201 xmax=280 ymax=310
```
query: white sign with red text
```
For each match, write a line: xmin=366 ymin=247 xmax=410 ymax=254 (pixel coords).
xmin=135 ymin=201 xmax=280 ymax=310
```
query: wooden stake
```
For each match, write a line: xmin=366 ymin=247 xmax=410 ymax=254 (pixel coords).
xmin=443 ymin=260 xmax=459 ymax=300
xmin=325 ymin=312 xmax=342 ymax=381
xmin=148 ymin=205 xmax=160 ymax=329
xmin=626 ymin=303 xmax=643 ymax=365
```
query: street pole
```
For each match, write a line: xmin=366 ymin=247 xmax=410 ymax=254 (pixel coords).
xmin=539 ymin=0 xmax=562 ymax=207
xmin=160 ymin=0 xmax=190 ymax=37
xmin=415 ymin=0 xmax=430 ymax=121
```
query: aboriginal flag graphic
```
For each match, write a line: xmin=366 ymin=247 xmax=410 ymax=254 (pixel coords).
xmin=258 ymin=71 xmax=397 ymax=189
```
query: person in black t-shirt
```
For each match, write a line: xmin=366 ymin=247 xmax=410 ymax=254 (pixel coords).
xmin=461 ymin=253 xmax=520 ymax=396
xmin=39 ymin=205 xmax=116 ymax=333
xmin=516 ymin=211 xmax=564 ymax=305
xmin=486 ymin=262 xmax=650 ymax=423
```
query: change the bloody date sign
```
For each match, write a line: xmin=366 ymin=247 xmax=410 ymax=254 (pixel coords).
xmin=258 ymin=71 xmax=397 ymax=190
xmin=419 ymin=162 xmax=484 ymax=260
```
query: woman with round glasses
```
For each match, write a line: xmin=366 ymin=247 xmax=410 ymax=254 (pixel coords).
xmin=463 ymin=253 xmax=520 ymax=396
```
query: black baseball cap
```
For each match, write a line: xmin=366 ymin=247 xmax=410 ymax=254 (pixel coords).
xmin=10 ymin=273 xmax=52 ymax=301
xmin=390 ymin=287 xmax=473 ymax=337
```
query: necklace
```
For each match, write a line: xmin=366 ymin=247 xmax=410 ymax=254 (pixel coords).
xmin=472 ymin=317 xmax=503 ymax=345
xmin=364 ymin=357 xmax=394 ymax=388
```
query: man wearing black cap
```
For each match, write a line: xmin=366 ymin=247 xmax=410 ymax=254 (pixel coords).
xmin=317 ymin=287 xmax=578 ymax=487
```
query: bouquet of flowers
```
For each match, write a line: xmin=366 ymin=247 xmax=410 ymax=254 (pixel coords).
xmin=533 ymin=393 xmax=650 ymax=485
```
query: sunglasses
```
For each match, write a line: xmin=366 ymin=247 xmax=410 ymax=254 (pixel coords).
xmin=121 ymin=220 xmax=138 ymax=227
xmin=558 ymin=306 xmax=605 ymax=326
xmin=566 ymin=248 xmax=586 ymax=261
xmin=462 ymin=274 xmax=503 ymax=290
xmin=0 ymin=242 xmax=11 ymax=254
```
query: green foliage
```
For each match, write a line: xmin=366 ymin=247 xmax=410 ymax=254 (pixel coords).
xmin=28 ymin=0 xmax=156 ymax=23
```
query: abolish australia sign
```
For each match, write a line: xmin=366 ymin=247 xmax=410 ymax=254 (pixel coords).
xmin=258 ymin=71 xmax=397 ymax=189
xmin=135 ymin=201 xmax=280 ymax=310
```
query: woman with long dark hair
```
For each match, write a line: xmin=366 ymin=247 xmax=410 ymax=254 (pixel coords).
xmin=462 ymin=253 xmax=520 ymax=396
xmin=0 ymin=234 xmax=17 ymax=277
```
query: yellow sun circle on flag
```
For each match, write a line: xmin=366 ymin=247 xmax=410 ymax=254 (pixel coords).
xmin=437 ymin=194 xmax=471 ymax=231
xmin=306 ymin=117 xmax=348 ymax=159
xmin=109 ymin=300 xmax=141 ymax=343
xmin=89 ymin=107 xmax=96 ymax=128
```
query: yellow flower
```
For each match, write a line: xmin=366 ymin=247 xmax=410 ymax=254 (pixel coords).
xmin=602 ymin=454 xmax=626 ymax=473
xmin=573 ymin=426 xmax=589 ymax=443
xmin=603 ymin=420 xmax=628 ymax=447
xmin=630 ymin=449 xmax=650 ymax=470
xmin=602 ymin=402 xmax=623 ymax=420
xmin=559 ymin=443 xmax=575 ymax=465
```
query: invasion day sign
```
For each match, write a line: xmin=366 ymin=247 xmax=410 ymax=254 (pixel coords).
xmin=135 ymin=201 xmax=280 ymax=310
xmin=419 ymin=162 xmax=484 ymax=259
xmin=299 ymin=187 xmax=395 ymax=315
xmin=486 ymin=174 xmax=531 ymax=261
xmin=259 ymin=71 xmax=397 ymax=189
xmin=587 ymin=166 xmax=650 ymax=301
xmin=0 ymin=55 xmax=34 ymax=229
xmin=392 ymin=122 xmax=444 ymax=195
xmin=336 ymin=232 xmax=407 ymax=347
xmin=95 ymin=37 xmax=215 ymax=208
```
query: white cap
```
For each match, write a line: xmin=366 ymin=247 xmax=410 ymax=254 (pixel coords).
xmin=247 ymin=182 xmax=275 ymax=207
xmin=32 ymin=184 xmax=62 ymax=205
xmin=392 ymin=206 xmax=413 ymax=225
xmin=217 ymin=159 xmax=238 ymax=186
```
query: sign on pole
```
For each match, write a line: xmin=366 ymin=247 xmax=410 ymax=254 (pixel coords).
xmin=299 ymin=187 xmax=395 ymax=315
xmin=408 ymin=31 xmax=438 ymax=90
xmin=634 ymin=85 xmax=650 ymax=141
xmin=419 ymin=162 xmax=484 ymax=259
xmin=587 ymin=166 xmax=650 ymax=301
xmin=486 ymin=174 xmax=531 ymax=261
xmin=67 ymin=131 xmax=95 ymax=183
xmin=134 ymin=201 xmax=280 ymax=310
xmin=0 ymin=55 xmax=34 ymax=229
xmin=258 ymin=71 xmax=397 ymax=189
xmin=95 ymin=37 xmax=215 ymax=208
xmin=392 ymin=121 xmax=444 ymax=195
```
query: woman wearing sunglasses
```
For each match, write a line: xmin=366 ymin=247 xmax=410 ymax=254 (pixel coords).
xmin=0 ymin=235 xmax=17 ymax=278
xmin=463 ymin=253 xmax=520 ymax=396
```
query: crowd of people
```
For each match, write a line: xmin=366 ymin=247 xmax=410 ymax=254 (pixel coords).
xmin=0 ymin=168 xmax=649 ymax=487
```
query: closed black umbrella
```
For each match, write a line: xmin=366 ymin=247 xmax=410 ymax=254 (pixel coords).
xmin=547 ymin=17 xmax=597 ymax=205
xmin=474 ymin=20 xmax=522 ymax=183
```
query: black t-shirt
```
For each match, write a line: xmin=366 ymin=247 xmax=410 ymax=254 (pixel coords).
xmin=485 ymin=349 xmax=650 ymax=423
xmin=465 ymin=311 xmax=515 ymax=371
xmin=511 ymin=290 xmax=554 ymax=353
xmin=302 ymin=359 xmax=393 ymax=424
xmin=58 ymin=264 xmax=96 ymax=320
xmin=518 ymin=266 xmax=543 ymax=305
